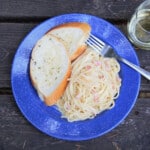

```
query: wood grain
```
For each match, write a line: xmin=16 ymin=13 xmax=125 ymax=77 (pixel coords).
xmin=0 ymin=0 xmax=144 ymax=21
xmin=0 ymin=23 xmax=37 ymax=88
xmin=0 ymin=95 xmax=149 ymax=150
xmin=0 ymin=0 xmax=149 ymax=149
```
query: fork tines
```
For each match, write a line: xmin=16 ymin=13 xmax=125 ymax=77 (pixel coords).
xmin=86 ymin=34 xmax=105 ymax=54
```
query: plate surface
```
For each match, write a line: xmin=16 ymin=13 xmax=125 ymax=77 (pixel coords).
xmin=11 ymin=13 xmax=140 ymax=141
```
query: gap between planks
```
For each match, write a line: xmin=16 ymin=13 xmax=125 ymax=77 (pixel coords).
xmin=0 ymin=88 xmax=149 ymax=98
xmin=0 ymin=16 xmax=127 ymax=25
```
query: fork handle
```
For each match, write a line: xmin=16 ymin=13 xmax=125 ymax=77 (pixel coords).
xmin=118 ymin=57 xmax=150 ymax=80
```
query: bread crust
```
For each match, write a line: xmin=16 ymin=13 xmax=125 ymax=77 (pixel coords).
xmin=30 ymin=22 xmax=91 ymax=106
xmin=49 ymin=22 xmax=91 ymax=33
xmin=44 ymin=63 xmax=71 ymax=106
xmin=47 ymin=22 xmax=91 ymax=61
xmin=30 ymin=34 xmax=71 ymax=106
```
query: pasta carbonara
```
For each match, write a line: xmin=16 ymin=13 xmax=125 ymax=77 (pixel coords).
xmin=57 ymin=47 xmax=121 ymax=122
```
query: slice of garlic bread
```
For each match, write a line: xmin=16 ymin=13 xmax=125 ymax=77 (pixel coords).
xmin=30 ymin=34 xmax=71 ymax=106
xmin=48 ymin=22 xmax=91 ymax=61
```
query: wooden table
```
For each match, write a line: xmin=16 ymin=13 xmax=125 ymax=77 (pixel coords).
xmin=0 ymin=0 xmax=150 ymax=149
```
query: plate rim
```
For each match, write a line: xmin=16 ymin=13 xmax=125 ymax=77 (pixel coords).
xmin=11 ymin=13 xmax=141 ymax=141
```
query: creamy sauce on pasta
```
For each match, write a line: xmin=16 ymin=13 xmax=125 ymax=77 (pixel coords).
xmin=57 ymin=47 xmax=121 ymax=122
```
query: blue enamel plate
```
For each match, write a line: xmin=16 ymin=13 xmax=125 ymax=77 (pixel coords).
xmin=11 ymin=13 xmax=140 ymax=141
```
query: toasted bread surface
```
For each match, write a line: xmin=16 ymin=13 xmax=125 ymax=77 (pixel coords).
xmin=30 ymin=34 xmax=71 ymax=106
xmin=48 ymin=22 xmax=91 ymax=61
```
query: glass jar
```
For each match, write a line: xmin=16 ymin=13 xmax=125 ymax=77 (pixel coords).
xmin=127 ymin=0 xmax=150 ymax=50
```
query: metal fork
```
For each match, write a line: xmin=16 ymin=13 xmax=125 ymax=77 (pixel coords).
xmin=86 ymin=34 xmax=150 ymax=80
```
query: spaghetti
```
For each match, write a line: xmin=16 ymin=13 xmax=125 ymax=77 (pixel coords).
xmin=57 ymin=47 xmax=121 ymax=122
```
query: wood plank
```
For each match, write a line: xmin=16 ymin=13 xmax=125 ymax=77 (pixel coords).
xmin=0 ymin=23 xmax=37 ymax=88
xmin=0 ymin=23 xmax=150 ymax=91
xmin=0 ymin=95 xmax=150 ymax=150
xmin=0 ymin=0 xmax=143 ymax=21
xmin=117 ymin=23 xmax=150 ymax=92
